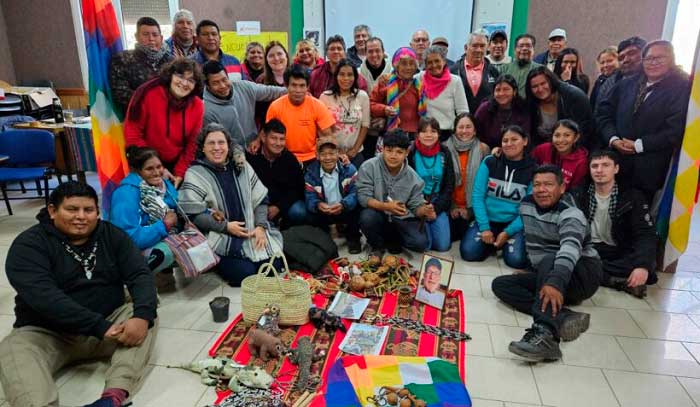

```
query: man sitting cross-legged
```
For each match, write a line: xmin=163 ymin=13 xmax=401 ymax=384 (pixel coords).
xmin=574 ymin=149 xmax=657 ymax=298
xmin=304 ymin=135 xmax=362 ymax=254
xmin=0 ymin=182 xmax=158 ymax=407
xmin=492 ymin=165 xmax=601 ymax=362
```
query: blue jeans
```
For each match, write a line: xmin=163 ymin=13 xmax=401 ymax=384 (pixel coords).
xmin=217 ymin=255 xmax=283 ymax=287
xmin=460 ymin=221 xmax=528 ymax=269
xmin=286 ymin=200 xmax=308 ymax=225
xmin=426 ymin=212 xmax=451 ymax=252
xmin=359 ymin=208 xmax=428 ymax=252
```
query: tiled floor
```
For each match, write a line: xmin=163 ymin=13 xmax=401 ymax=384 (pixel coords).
xmin=1 ymin=175 xmax=700 ymax=407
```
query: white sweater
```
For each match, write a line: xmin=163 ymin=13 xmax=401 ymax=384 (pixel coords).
xmin=417 ymin=72 xmax=469 ymax=130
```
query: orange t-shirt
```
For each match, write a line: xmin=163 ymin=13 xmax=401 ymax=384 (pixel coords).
xmin=453 ymin=151 xmax=469 ymax=208
xmin=266 ymin=95 xmax=336 ymax=162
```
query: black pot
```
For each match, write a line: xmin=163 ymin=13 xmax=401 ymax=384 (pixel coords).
xmin=209 ymin=296 xmax=230 ymax=323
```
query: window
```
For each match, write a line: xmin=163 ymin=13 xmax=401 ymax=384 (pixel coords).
xmin=118 ymin=0 xmax=175 ymax=49
xmin=667 ymin=0 xmax=700 ymax=73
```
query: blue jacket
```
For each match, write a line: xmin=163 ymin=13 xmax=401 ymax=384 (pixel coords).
xmin=472 ymin=155 xmax=535 ymax=236
xmin=304 ymin=160 xmax=358 ymax=213
xmin=110 ymin=172 xmax=178 ymax=250
xmin=193 ymin=49 xmax=246 ymax=81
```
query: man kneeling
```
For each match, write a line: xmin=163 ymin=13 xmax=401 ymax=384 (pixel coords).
xmin=0 ymin=182 xmax=158 ymax=407
xmin=574 ymin=149 xmax=657 ymax=298
xmin=492 ymin=166 xmax=601 ymax=362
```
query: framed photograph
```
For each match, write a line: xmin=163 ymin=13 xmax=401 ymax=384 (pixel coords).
xmin=415 ymin=253 xmax=454 ymax=310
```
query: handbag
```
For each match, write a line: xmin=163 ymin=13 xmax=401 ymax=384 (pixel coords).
xmin=163 ymin=202 xmax=220 ymax=278
xmin=241 ymin=252 xmax=311 ymax=326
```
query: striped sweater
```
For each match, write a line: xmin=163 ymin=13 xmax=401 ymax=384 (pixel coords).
xmin=520 ymin=193 xmax=599 ymax=292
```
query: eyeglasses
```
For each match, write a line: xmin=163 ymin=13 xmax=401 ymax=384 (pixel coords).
xmin=173 ymin=73 xmax=196 ymax=85
xmin=642 ymin=56 xmax=668 ymax=65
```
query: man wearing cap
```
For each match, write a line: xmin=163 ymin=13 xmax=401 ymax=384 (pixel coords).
xmin=498 ymin=33 xmax=542 ymax=96
xmin=193 ymin=20 xmax=246 ymax=81
xmin=451 ymin=29 xmax=500 ymax=113
xmin=486 ymin=30 xmax=511 ymax=66
xmin=432 ymin=37 xmax=454 ymax=69
xmin=593 ymin=36 xmax=646 ymax=114
xmin=165 ymin=9 xmax=197 ymax=58
xmin=534 ymin=28 xmax=567 ymax=71
xmin=410 ymin=29 xmax=430 ymax=70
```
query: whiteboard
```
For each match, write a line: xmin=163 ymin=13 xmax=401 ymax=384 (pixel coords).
xmin=324 ymin=0 xmax=474 ymax=62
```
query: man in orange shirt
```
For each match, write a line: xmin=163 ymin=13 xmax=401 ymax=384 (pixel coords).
xmin=263 ymin=66 xmax=336 ymax=166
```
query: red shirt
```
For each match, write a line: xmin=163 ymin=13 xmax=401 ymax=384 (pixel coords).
xmin=465 ymin=60 xmax=484 ymax=96
xmin=124 ymin=85 xmax=203 ymax=177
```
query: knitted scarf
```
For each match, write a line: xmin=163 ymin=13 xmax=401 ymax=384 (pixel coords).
xmin=386 ymin=74 xmax=427 ymax=130
xmin=444 ymin=136 xmax=482 ymax=209
xmin=586 ymin=182 xmax=618 ymax=223
xmin=139 ymin=180 xmax=170 ymax=225
xmin=414 ymin=140 xmax=440 ymax=157
xmin=135 ymin=44 xmax=168 ymax=69
xmin=422 ymin=66 xmax=452 ymax=100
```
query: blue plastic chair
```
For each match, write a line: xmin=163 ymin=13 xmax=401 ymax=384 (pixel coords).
xmin=0 ymin=129 xmax=55 ymax=215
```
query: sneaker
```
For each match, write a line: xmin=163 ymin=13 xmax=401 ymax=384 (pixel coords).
xmin=606 ymin=276 xmax=647 ymax=299
xmin=559 ymin=311 xmax=590 ymax=342
xmin=347 ymin=239 xmax=362 ymax=254
xmin=508 ymin=324 xmax=562 ymax=362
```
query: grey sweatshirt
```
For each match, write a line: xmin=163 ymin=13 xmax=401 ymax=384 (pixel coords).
xmin=203 ymin=81 xmax=287 ymax=146
xmin=356 ymin=156 xmax=426 ymax=219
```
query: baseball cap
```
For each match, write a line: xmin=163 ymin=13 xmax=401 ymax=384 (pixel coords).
xmin=317 ymin=135 xmax=338 ymax=151
xmin=548 ymin=28 xmax=566 ymax=40
xmin=432 ymin=37 xmax=449 ymax=47
xmin=490 ymin=30 xmax=508 ymax=42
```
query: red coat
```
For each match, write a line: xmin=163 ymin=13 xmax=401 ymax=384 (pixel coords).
xmin=124 ymin=85 xmax=203 ymax=177
xmin=531 ymin=143 xmax=589 ymax=190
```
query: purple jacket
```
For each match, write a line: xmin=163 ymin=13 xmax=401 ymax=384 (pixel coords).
xmin=474 ymin=98 xmax=532 ymax=148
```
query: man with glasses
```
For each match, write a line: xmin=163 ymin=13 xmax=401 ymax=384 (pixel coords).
xmin=498 ymin=34 xmax=542 ymax=95
xmin=410 ymin=30 xmax=430 ymax=70
xmin=593 ymin=36 xmax=646 ymax=113
xmin=597 ymin=40 xmax=690 ymax=206
xmin=416 ymin=258 xmax=446 ymax=308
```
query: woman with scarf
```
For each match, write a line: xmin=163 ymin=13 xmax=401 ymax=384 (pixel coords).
xmin=474 ymin=74 xmax=532 ymax=149
xmin=241 ymin=42 xmax=265 ymax=82
xmin=124 ymin=59 xmax=204 ymax=187
xmin=406 ymin=116 xmax=455 ymax=252
xmin=461 ymin=125 xmax=535 ymax=268
xmin=292 ymin=39 xmax=325 ymax=75
xmin=179 ymin=123 xmax=283 ymax=287
xmin=370 ymin=47 xmax=427 ymax=152
xmin=110 ymin=146 xmax=179 ymax=291
xmin=417 ymin=45 xmax=469 ymax=141
xmin=444 ymin=113 xmax=490 ymax=241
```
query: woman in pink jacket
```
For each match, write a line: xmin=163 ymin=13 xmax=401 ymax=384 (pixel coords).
xmin=531 ymin=119 xmax=589 ymax=190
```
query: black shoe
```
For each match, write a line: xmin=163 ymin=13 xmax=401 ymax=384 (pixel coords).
xmin=559 ymin=311 xmax=590 ymax=342
xmin=606 ymin=277 xmax=647 ymax=298
xmin=386 ymin=240 xmax=402 ymax=254
xmin=508 ymin=324 xmax=562 ymax=362
xmin=347 ymin=239 xmax=362 ymax=254
xmin=626 ymin=284 xmax=647 ymax=299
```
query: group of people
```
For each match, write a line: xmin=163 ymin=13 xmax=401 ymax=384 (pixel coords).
xmin=0 ymin=9 xmax=692 ymax=407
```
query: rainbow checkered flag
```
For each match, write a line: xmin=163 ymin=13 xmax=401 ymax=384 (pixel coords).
xmin=82 ymin=0 xmax=128 ymax=216
xmin=321 ymin=355 xmax=471 ymax=407
xmin=660 ymin=32 xmax=700 ymax=271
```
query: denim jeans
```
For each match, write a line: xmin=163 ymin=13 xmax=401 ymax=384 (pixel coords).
xmin=426 ymin=212 xmax=451 ymax=252
xmin=460 ymin=221 xmax=528 ymax=269
xmin=286 ymin=200 xmax=308 ymax=226
xmin=359 ymin=208 xmax=428 ymax=252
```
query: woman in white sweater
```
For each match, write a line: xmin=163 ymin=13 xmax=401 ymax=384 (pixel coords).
xmin=417 ymin=45 xmax=469 ymax=141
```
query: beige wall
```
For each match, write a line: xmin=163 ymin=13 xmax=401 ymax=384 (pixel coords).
xmin=527 ymin=0 xmax=667 ymax=81
xmin=0 ymin=1 xmax=16 ymax=84
xmin=1 ymin=0 xmax=83 ymax=88
xmin=180 ymin=0 xmax=290 ymax=38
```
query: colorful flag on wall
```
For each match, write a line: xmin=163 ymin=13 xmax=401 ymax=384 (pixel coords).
xmin=661 ymin=31 xmax=700 ymax=271
xmin=81 ymin=0 xmax=128 ymax=216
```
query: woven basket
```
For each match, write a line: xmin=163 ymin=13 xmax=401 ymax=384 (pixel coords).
xmin=241 ymin=253 xmax=311 ymax=326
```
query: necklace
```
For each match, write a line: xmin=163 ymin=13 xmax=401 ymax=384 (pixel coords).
xmin=62 ymin=240 xmax=99 ymax=280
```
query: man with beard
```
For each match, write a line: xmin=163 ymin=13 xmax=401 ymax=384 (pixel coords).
xmin=486 ymin=30 xmax=511 ymax=66
xmin=451 ymin=29 xmax=500 ymax=113
xmin=498 ymin=33 xmax=542 ymax=95
xmin=593 ymin=36 xmax=646 ymax=113
xmin=109 ymin=17 xmax=172 ymax=116
xmin=165 ymin=9 xmax=197 ymax=58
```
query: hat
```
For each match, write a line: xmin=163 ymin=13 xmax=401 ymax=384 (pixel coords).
xmin=317 ymin=135 xmax=338 ymax=151
xmin=173 ymin=9 xmax=194 ymax=23
xmin=490 ymin=30 xmax=508 ymax=42
xmin=391 ymin=47 xmax=418 ymax=66
xmin=432 ymin=37 xmax=449 ymax=47
xmin=548 ymin=28 xmax=566 ymax=40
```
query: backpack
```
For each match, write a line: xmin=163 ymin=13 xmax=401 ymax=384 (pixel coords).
xmin=281 ymin=225 xmax=338 ymax=274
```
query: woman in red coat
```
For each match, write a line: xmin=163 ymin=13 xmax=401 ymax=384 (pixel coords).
xmin=531 ymin=119 xmax=589 ymax=190
xmin=125 ymin=58 xmax=204 ymax=187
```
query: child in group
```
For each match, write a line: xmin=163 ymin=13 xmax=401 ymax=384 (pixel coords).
xmin=531 ymin=119 xmax=589 ymax=190
xmin=462 ymin=125 xmax=536 ymax=269
xmin=407 ymin=116 xmax=455 ymax=252
xmin=356 ymin=129 xmax=433 ymax=255
xmin=304 ymin=136 xmax=362 ymax=254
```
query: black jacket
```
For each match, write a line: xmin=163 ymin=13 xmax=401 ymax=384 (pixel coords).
xmin=406 ymin=144 xmax=455 ymax=215
xmin=5 ymin=220 xmax=157 ymax=338
xmin=346 ymin=46 xmax=363 ymax=68
xmin=246 ymin=149 xmax=305 ymax=216
xmin=596 ymin=70 xmax=690 ymax=196
xmin=574 ymin=184 xmax=657 ymax=277
xmin=531 ymin=82 xmax=596 ymax=149
xmin=450 ymin=56 xmax=500 ymax=113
